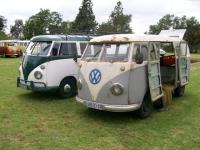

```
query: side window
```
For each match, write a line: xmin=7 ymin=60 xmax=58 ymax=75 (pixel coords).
xmin=133 ymin=44 xmax=140 ymax=61
xmin=51 ymin=43 xmax=60 ymax=56
xmin=150 ymin=43 xmax=156 ymax=60
xmin=59 ymin=43 xmax=77 ymax=56
xmin=141 ymin=45 xmax=148 ymax=61
xmin=80 ymin=43 xmax=87 ymax=54
xmin=133 ymin=44 xmax=143 ymax=64
xmin=180 ymin=42 xmax=187 ymax=56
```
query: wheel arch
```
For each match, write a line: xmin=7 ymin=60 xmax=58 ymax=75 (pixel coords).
xmin=59 ymin=76 xmax=77 ymax=87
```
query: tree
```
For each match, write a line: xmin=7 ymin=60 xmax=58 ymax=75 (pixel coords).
xmin=149 ymin=14 xmax=174 ymax=34
xmin=148 ymin=14 xmax=200 ymax=52
xmin=97 ymin=21 xmax=114 ymax=33
xmin=97 ymin=1 xmax=132 ymax=34
xmin=71 ymin=0 xmax=97 ymax=33
xmin=23 ymin=9 xmax=63 ymax=39
xmin=60 ymin=21 xmax=73 ymax=34
xmin=184 ymin=17 xmax=200 ymax=52
xmin=0 ymin=15 xmax=7 ymax=31
xmin=0 ymin=31 xmax=9 ymax=40
xmin=0 ymin=15 xmax=8 ymax=40
xmin=10 ymin=19 xmax=24 ymax=39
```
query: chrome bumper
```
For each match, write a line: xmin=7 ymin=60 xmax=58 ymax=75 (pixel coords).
xmin=76 ymin=96 xmax=141 ymax=112
xmin=17 ymin=77 xmax=57 ymax=91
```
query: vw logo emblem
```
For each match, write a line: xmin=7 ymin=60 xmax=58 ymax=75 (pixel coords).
xmin=89 ymin=69 xmax=101 ymax=84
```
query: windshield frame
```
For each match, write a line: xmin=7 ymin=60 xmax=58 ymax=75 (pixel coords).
xmin=27 ymin=41 xmax=53 ymax=56
xmin=81 ymin=43 xmax=104 ymax=62
xmin=81 ymin=42 xmax=131 ymax=63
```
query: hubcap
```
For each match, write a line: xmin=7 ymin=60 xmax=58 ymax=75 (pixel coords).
xmin=64 ymin=84 xmax=71 ymax=93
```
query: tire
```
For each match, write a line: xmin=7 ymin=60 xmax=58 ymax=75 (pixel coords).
xmin=153 ymin=98 xmax=164 ymax=109
xmin=153 ymin=98 xmax=166 ymax=112
xmin=136 ymin=93 xmax=152 ymax=118
xmin=58 ymin=78 xmax=77 ymax=98
xmin=174 ymin=85 xmax=185 ymax=97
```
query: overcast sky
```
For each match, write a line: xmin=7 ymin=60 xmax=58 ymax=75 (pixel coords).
xmin=0 ymin=0 xmax=200 ymax=34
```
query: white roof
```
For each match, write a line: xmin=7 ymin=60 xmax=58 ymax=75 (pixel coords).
xmin=159 ymin=29 xmax=186 ymax=39
xmin=0 ymin=40 xmax=18 ymax=43
xmin=90 ymin=34 xmax=182 ymax=43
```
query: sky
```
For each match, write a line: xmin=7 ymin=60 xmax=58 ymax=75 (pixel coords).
xmin=0 ymin=0 xmax=200 ymax=34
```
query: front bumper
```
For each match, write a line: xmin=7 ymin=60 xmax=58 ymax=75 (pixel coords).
xmin=76 ymin=96 xmax=141 ymax=112
xmin=17 ymin=77 xmax=56 ymax=91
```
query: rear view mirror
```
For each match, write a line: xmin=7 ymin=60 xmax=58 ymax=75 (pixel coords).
xmin=73 ymin=54 xmax=77 ymax=62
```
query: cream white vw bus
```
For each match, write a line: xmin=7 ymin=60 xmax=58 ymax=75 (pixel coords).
xmin=17 ymin=35 xmax=92 ymax=98
xmin=76 ymin=33 xmax=190 ymax=118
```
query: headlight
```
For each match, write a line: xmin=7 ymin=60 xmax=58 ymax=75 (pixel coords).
xmin=77 ymin=79 xmax=82 ymax=89
xmin=34 ymin=71 xmax=43 ymax=80
xmin=110 ymin=83 xmax=124 ymax=96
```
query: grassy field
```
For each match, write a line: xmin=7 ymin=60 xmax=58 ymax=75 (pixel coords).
xmin=0 ymin=56 xmax=200 ymax=150
xmin=191 ymin=53 xmax=200 ymax=63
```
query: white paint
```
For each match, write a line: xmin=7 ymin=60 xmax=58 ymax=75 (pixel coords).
xmin=80 ymin=61 xmax=130 ymax=101
xmin=19 ymin=41 xmax=85 ymax=90
xmin=90 ymin=34 xmax=182 ymax=43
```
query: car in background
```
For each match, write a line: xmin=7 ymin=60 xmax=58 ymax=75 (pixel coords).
xmin=0 ymin=40 xmax=22 ymax=57
xmin=160 ymin=49 xmax=166 ymax=56
xmin=17 ymin=40 xmax=30 ymax=53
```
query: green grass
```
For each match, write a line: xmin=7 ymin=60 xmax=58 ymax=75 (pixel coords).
xmin=191 ymin=53 xmax=200 ymax=63
xmin=0 ymin=57 xmax=200 ymax=150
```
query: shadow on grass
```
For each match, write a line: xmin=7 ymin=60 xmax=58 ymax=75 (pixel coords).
xmin=17 ymin=91 xmax=68 ymax=102
xmin=80 ymin=108 xmax=143 ymax=123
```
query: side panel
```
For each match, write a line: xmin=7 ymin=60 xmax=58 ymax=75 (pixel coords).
xmin=148 ymin=43 xmax=163 ymax=101
xmin=129 ymin=63 xmax=148 ymax=104
xmin=46 ymin=59 xmax=79 ymax=87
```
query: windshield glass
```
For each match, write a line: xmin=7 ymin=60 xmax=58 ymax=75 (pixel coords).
xmin=82 ymin=44 xmax=103 ymax=61
xmin=29 ymin=42 xmax=52 ymax=56
xmin=101 ymin=44 xmax=130 ymax=62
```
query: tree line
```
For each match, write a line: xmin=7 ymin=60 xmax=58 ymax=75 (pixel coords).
xmin=7 ymin=0 xmax=132 ymax=40
xmin=0 ymin=0 xmax=200 ymax=52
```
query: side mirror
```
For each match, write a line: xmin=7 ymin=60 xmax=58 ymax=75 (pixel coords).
xmin=73 ymin=54 xmax=77 ymax=62
xmin=135 ymin=52 xmax=143 ymax=64
xmin=52 ymin=48 xmax=58 ymax=56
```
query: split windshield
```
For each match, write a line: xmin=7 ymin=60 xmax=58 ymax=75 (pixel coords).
xmin=82 ymin=43 xmax=130 ymax=62
xmin=82 ymin=44 xmax=103 ymax=61
xmin=28 ymin=41 xmax=52 ymax=56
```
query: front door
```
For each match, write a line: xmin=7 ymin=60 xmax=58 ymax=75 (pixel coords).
xmin=148 ymin=42 xmax=163 ymax=102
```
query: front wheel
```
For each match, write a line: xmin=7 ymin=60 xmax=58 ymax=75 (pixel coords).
xmin=58 ymin=79 xmax=76 ymax=98
xmin=174 ymin=85 xmax=185 ymax=97
xmin=136 ymin=93 xmax=152 ymax=118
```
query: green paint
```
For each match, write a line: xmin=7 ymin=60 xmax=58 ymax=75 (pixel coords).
xmin=22 ymin=55 xmax=77 ymax=81
xmin=22 ymin=55 xmax=49 ymax=81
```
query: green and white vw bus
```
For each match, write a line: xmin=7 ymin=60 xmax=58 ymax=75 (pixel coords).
xmin=76 ymin=33 xmax=190 ymax=118
xmin=17 ymin=35 xmax=92 ymax=98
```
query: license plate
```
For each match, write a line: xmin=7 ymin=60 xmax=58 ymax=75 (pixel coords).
xmin=19 ymin=83 xmax=27 ymax=89
xmin=84 ymin=101 xmax=104 ymax=110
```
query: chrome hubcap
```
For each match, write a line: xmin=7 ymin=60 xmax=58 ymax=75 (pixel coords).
xmin=64 ymin=84 xmax=71 ymax=93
